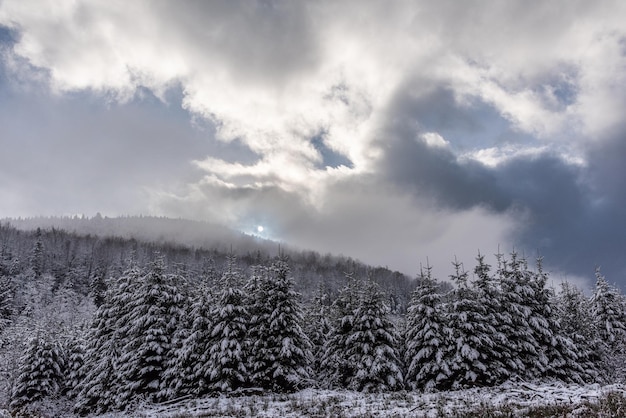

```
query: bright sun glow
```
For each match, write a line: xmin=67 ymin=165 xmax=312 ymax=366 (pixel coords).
xmin=257 ymin=225 xmax=264 ymax=233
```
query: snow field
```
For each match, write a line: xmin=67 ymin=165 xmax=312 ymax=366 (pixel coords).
xmin=102 ymin=382 xmax=626 ymax=417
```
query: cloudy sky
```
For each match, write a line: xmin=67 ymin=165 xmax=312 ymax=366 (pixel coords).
xmin=1 ymin=0 xmax=626 ymax=287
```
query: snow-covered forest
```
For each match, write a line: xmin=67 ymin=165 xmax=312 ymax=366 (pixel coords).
xmin=1 ymin=219 xmax=626 ymax=416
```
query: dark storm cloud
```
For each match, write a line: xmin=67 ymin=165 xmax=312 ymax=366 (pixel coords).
xmin=378 ymin=86 xmax=626 ymax=283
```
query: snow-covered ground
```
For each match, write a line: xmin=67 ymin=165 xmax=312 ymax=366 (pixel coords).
xmin=93 ymin=382 xmax=626 ymax=417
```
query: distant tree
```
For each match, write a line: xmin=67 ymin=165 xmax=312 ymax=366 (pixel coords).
xmin=29 ymin=228 xmax=45 ymax=278
xmin=0 ymin=275 xmax=14 ymax=331
xmin=346 ymin=279 xmax=403 ymax=392
xmin=403 ymin=264 xmax=452 ymax=391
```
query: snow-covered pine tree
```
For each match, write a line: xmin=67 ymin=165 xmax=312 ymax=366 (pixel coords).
xmin=74 ymin=265 xmax=141 ymax=415
xmin=591 ymin=267 xmax=626 ymax=349
xmin=10 ymin=333 xmax=66 ymax=410
xmin=446 ymin=258 xmax=494 ymax=389
xmin=496 ymin=252 xmax=543 ymax=380
xmin=0 ymin=274 xmax=14 ymax=331
xmin=30 ymin=228 xmax=44 ymax=278
xmin=403 ymin=264 xmax=453 ymax=391
xmin=166 ymin=278 xmax=213 ymax=397
xmin=303 ymin=283 xmax=333 ymax=380
xmin=554 ymin=281 xmax=601 ymax=383
xmin=321 ymin=272 xmax=361 ymax=389
xmin=530 ymin=258 xmax=585 ymax=384
xmin=206 ymin=254 xmax=250 ymax=392
xmin=159 ymin=278 xmax=195 ymax=399
xmin=346 ymin=279 xmax=403 ymax=392
xmin=64 ymin=334 xmax=86 ymax=399
xmin=472 ymin=253 xmax=511 ymax=384
xmin=591 ymin=267 xmax=626 ymax=380
xmin=115 ymin=256 xmax=185 ymax=406
xmin=248 ymin=258 xmax=312 ymax=392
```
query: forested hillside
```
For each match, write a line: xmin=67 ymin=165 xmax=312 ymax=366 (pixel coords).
xmin=1 ymin=219 xmax=625 ymax=417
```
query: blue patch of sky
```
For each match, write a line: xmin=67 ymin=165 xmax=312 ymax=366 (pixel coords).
xmin=310 ymin=130 xmax=353 ymax=169
xmin=415 ymin=93 xmax=538 ymax=153
xmin=0 ymin=24 xmax=17 ymax=44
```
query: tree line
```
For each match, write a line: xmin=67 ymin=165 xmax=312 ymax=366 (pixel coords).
xmin=1 ymin=224 xmax=626 ymax=416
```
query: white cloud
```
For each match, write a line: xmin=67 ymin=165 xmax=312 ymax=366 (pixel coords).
xmin=2 ymin=0 xmax=626 ymax=276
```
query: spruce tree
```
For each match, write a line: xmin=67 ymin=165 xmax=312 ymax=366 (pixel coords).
xmin=168 ymin=280 xmax=213 ymax=397
xmin=10 ymin=333 xmax=66 ymax=409
xmin=530 ymin=259 xmax=584 ymax=383
xmin=248 ymin=258 xmax=312 ymax=392
xmin=473 ymin=253 xmax=510 ymax=384
xmin=555 ymin=281 xmax=602 ymax=382
xmin=591 ymin=267 xmax=626 ymax=380
xmin=64 ymin=334 xmax=86 ymax=399
xmin=496 ymin=252 xmax=542 ymax=379
xmin=115 ymin=257 xmax=185 ymax=406
xmin=304 ymin=283 xmax=333 ymax=380
xmin=74 ymin=265 xmax=141 ymax=415
xmin=446 ymin=259 xmax=493 ymax=389
xmin=207 ymin=255 xmax=250 ymax=392
xmin=321 ymin=272 xmax=361 ymax=388
xmin=0 ymin=274 xmax=14 ymax=331
xmin=403 ymin=265 xmax=452 ymax=391
xmin=346 ymin=279 xmax=403 ymax=392
xmin=591 ymin=267 xmax=626 ymax=348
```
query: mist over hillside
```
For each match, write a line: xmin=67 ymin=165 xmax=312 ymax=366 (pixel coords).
xmin=0 ymin=215 xmax=415 ymax=305
xmin=4 ymin=215 xmax=277 ymax=256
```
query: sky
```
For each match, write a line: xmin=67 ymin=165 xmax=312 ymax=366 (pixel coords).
xmin=1 ymin=0 xmax=626 ymax=289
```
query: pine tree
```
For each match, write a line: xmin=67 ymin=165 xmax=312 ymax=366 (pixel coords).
xmin=591 ymin=267 xmax=626 ymax=380
xmin=496 ymin=252 xmax=542 ymax=379
xmin=446 ymin=259 xmax=494 ymax=389
xmin=555 ymin=281 xmax=602 ymax=382
xmin=74 ymin=265 xmax=141 ymax=415
xmin=167 ymin=280 xmax=213 ymax=397
xmin=65 ymin=334 xmax=86 ymax=399
xmin=0 ymin=274 xmax=14 ymax=331
xmin=30 ymin=228 xmax=45 ymax=278
xmin=472 ymin=253 xmax=510 ymax=384
xmin=403 ymin=265 xmax=453 ymax=391
xmin=346 ymin=279 xmax=403 ymax=392
xmin=206 ymin=255 xmax=250 ymax=392
xmin=321 ymin=272 xmax=361 ymax=388
xmin=115 ymin=257 xmax=185 ymax=406
xmin=304 ymin=283 xmax=333 ymax=379
xmin=530 ymin=259 xmax=585 ymax=383
xmin=248 ymin=258 xmax=312 ymax=392
xmin=10 ymin=333 xmax=66 ymax=409
xmin=591 ymin=267 xmax=626 ymax=348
